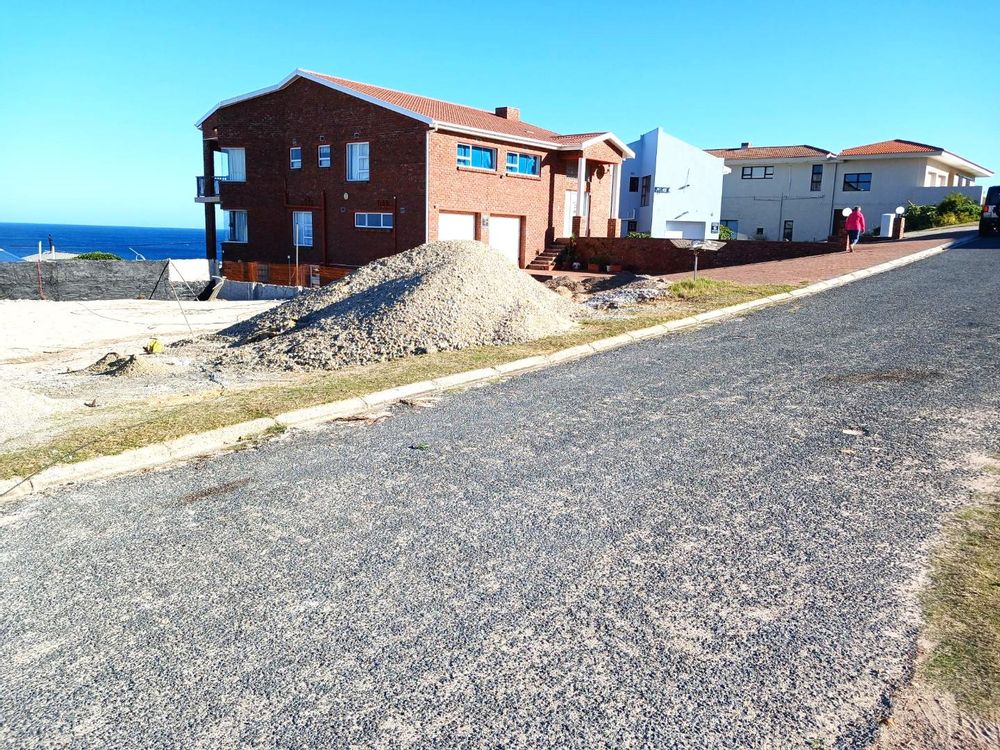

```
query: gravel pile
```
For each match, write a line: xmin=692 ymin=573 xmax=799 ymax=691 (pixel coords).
xmin=584 ymin=277 xmax=674 ymax=310
xmin=216 ymin=240 xmax=579 ymax=371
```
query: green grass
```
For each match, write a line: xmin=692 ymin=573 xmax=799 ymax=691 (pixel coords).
xmin=0 ymin=279 xmax=793 ymax=482
xmin=922 ymin=488 xmax=1000 ymax=715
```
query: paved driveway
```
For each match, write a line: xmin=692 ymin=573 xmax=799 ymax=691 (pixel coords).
xmin=2 ymin=238 xmax=999 ymax=749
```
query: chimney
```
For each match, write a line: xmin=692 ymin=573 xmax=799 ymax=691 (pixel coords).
xmin=495 ymin=106 xmax=520 ymax=121
xmin=740 ymin=141 xmax=752 ymax=149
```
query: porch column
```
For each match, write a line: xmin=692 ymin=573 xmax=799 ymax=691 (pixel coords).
xmin=203 ymin=139 xmax=218 ymax=263
xmin=610 ymin=162 xmax=621 ymax=219
xmin=576 ymin=155 xmax=587 ymax=236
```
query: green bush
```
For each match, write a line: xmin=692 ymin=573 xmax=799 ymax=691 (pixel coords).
xmin=626 ymin=231 xmax=652 ymax=239
xmin=718 ymin=225 xmax=734 ymax=240
xmin=75 ymin=251 xmax=122 ymax=261
xmin=905 ymin=193 xmax=982 ymax=231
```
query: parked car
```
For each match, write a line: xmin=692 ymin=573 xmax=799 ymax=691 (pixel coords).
xmin=981 ymin=185 xmax=1000 ymax=236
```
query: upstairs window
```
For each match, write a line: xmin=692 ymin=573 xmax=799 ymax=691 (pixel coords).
xmin=355 ymin=212 xmax=394 ymax=229
xmin=347 ymin=142 xmax=369 ymax=181
xmin=318 ymin=145 xmax=331 ymax=168
xmin=456 ymin=144 xmax=496 ymax=170
xmin=216 ymin=147 xmax=246 ymax=182
xmin=843 ymin=172 xmax=872 ymax=191
xmin=505 ymin=152 xmax=540 ymax=176
xmin=628 ymin=176 xmax=639 ymax=192
xmin=292 ymin=211 xmax=312 ymax=246
xmin=741 ymin=165 xmax=774 ymax=179
xmin=226 ymin=210 xmax=247 ymax=243
xmin=810 ymin=164 xmax=823 ymax=191
xmin=640 ymin=175 xmax=651 ymax=207
xmin=565 ymin=161 xmax=578 ymax=178
xmin=289 ymin=147 xmax=302 ymax=170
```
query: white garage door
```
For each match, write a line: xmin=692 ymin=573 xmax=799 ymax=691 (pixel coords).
xmin=438 ymin=212 xmax=476 ymax=241
xmin=663 ymin=220 xmax=707 ymax=240
xmin=489 ymin=216 xmax=521 ymax=265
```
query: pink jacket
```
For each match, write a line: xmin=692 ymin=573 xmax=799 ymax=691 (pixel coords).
xmin=846 ymin=210 xmax=865 ymax=231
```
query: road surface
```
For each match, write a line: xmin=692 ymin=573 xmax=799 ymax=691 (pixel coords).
xmin=2 ymin=237 xmax=999 ymax=749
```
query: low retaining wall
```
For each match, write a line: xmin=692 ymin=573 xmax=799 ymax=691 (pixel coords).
xmin=572 ymin=237 xmax=846 ymax=275
xmin=216 ymin=279 xmax=302 ymax=301
xmin=0 ymin=260 xmax=199 ymax=301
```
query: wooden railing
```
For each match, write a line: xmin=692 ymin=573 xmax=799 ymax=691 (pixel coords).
xmin=222 ymin=260 xmax=354 ymax=287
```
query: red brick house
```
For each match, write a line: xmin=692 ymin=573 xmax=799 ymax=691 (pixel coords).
xmin=195 ymin=69 xmax=633 ymax=273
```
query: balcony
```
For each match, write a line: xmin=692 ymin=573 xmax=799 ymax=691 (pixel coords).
xmin=195 ymin=176 xmax=222 ymax=203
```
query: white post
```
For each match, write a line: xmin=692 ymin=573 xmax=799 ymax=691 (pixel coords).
xmin=576 ymin=156 xmax=586 ymax=235
xmin=294 ymin=224 xmax=300 ymax=287
xmin=610 ymin=162 xmax=620 ymax=219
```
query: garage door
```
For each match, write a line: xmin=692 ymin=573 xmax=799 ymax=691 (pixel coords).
xmin=489 ymin=216 xmax=521 ymax=265
xmin=438 ymin=212 xmax=476 ymax=241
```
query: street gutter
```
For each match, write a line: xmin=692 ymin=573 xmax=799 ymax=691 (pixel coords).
xmin=0 ymin=236 xmax=974 ymax=503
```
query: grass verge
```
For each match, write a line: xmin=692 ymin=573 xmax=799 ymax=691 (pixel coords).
xmin=922 ymin=487 xmax=1000 ymax=716
xmin=0 ymin=279 xmax=793 ymax=483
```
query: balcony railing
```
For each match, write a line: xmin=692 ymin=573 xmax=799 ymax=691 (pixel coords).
xmin=196 ymin=175 xmax=222 ymax=200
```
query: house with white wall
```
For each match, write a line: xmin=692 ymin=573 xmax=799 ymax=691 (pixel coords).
xmin=706 ymin=143 xmax=837 ymax=241
xmin=708 ymin=139 xmax=992 ymax=241
xmin=619 ymin=128 xmax=728 ymax=240
xmin=833 ymin=140 xmax=991 ymax=230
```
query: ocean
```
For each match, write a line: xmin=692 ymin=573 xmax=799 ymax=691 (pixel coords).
xmin=0 ymin=222 xmax=214 ymax=263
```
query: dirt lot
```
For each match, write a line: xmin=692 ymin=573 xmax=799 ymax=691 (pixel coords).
xmin=0 ymin=298 xmax=281 ymax=452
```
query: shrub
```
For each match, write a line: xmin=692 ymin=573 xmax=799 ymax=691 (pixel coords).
xmin=626 ymin=231 xmax=651 ymax=239
xmin=718 ymin=225 xmax=734 ymax=240
xmin=936 ymin=192 xmax=981 ymax=223
xmin=75 ymin=251 xmax=122 ymax=261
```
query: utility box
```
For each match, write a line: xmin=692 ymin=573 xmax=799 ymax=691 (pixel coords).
xmin=880 ymin=213 xmax=895 ymax=238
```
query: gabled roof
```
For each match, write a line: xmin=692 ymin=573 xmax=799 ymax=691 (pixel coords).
xmin=705 ymin=145 xmax=834 ymax=160
xmin=196 ymin=69 xmax=634 ymax=157
xmin=839 ymin=139 xmax=938 ymax=156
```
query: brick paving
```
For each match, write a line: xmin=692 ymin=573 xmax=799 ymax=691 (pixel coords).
xmin=660 ymin=229 xmax=976 ymax=286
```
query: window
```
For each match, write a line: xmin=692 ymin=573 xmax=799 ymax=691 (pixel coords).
xmin=226 ymin=210 xmax=247 ymax=243
xmin=640 ymin=175 xmax=651 ymax=207
xmin=628 ymin=176 xmax=639 ymax=193
xmin=625 ymin=220 xmax=638 ymax=234
xmin=347 ymin=142 xmax=369 ymax=181
xmin=318 ymin=144 xmax=331 ymax=168
xmin=289 ymin=147 xmax=302 ymax=169
xmin=843 ymin=172 xmax=872 ymax=191
xmin=810 ymin=164 xmax=823 ymax=192
xmin=292 ymin=211 xmax=312 ymax=246
xmin=721 ymin=219 xmax=739 ymax=235
xmin=456 ymin=143 xmax=496 ymax=170
xmin=216 ymin=147 xmax=246 ymax=182
xmin=783 ymin=220 xmax=794 ymax=241
xmin=506 ymin=151 xmax=540 ymax=176
xmin=741 ymin=165 xmax=774 ymax=179
xmin=355 ymin=212 xmax=394 ymax=229
xmin=565 ymin=161 xmax=578 ymax=178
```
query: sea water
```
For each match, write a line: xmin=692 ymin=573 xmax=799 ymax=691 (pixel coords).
xmin=0 ymin=222 xmax=217 ymax=262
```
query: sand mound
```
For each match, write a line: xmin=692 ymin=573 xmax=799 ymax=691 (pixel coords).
xmin=85 ymin=352 xmax=179 ymax=378
xmin=217 ymin=240 xmax=579 ymax=371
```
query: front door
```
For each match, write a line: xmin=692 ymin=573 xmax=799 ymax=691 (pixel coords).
xmin=831 ymin=209 xmax=847 ymax=237
xmin=563 ymin=191 xmax=590 ymax=237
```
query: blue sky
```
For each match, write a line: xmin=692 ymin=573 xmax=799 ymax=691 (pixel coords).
xmin=1 ymin=0 xmax=995 ymax=229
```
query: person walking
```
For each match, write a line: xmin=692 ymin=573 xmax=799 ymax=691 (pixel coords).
xmin=845 ymin=206 xmax=865 ymax=252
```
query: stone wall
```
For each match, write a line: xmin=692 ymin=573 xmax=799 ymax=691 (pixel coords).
xmin=572 ymin=237 xmax=846 ymax=275
xmin=0 ymin=260 xmax=199 ymax=301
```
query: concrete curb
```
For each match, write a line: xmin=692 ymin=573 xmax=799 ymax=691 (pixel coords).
xmin=0 ymin=236 xmax=969 ymax=503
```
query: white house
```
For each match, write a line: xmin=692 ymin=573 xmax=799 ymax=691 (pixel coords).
xmin=706 ymin=143 xmax=837 ymax=241
xmin=619 ymin=128 xmax=728 ymax=240
xmin=708 ymin=139 xmax=993 ymax=241
xmin=834 ymin=140 xmax=992 ymax=230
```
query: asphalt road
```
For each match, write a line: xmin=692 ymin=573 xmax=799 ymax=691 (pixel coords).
xmin=2 ymin=236 xmax=999 ymax=749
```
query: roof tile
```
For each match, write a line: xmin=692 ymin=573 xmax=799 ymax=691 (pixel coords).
xmin=705 ymin=145 xmax=833 ymax=161
xmin=839 ymin=139 xmax=940 ymax=156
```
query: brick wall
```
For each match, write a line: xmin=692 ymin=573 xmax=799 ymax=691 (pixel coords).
xmin=203 ymin=78 xmax=427 ymax=267
xmin=427 ymin=131 xmax=619 ymax=265
xmin=573 ymin=237 xmax=844 ymax=275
